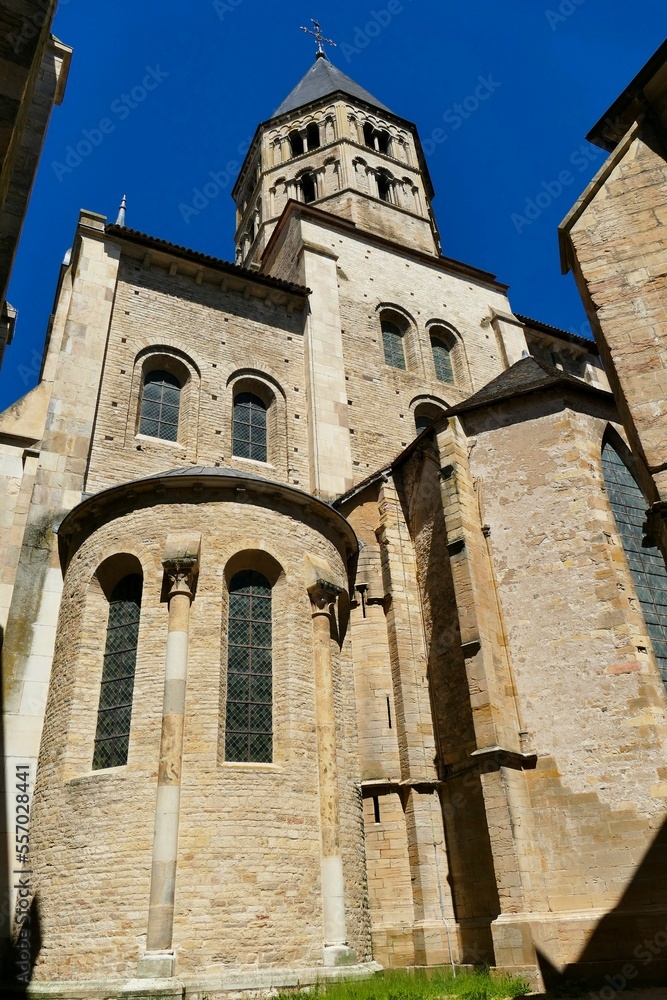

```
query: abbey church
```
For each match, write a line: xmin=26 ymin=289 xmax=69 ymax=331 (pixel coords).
xmin=2 ymin=31 xmax=667 ymax=995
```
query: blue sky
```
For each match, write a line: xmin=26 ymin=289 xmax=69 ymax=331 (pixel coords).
xmin=1 ymin=0 xmax=665 ymax=409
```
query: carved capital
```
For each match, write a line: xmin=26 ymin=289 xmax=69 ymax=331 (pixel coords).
xmin=308 ymin=579 xmax=342 ymax=618
xmin=162 ymin=532 xmax=201 ymax=600
xmin=163 ymin=561 xmax=198 ymax=599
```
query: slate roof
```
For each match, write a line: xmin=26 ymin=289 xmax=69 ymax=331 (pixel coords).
xmin=272 ymin=56 xmax=390 ymax=119
xmin=334 ymin=357 xmax=613 ymax=508
xmin=142 ymin=466 xmax=270 ymax=483
xmin=516 ymin=313 xmax=596 ymax=350
xmin=446 ymin=356 xmax=600 ymax=415
xmin=105 ymin=225 xmax=309 ymax=297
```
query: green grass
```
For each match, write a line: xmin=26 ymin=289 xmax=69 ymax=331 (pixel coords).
xmin=277 ymin=968 xmax=532 ymax=1000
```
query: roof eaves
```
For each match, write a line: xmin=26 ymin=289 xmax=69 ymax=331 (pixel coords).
xmin=587 ymin=39 xmax=667 ymax=150
xmin=516 ymin=313 xmax=597 ymax=350
xmin=105 ymin=224 xmax=310 ymax=297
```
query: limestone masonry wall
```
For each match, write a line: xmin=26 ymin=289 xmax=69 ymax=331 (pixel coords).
xmin=30 ymin=496 xmax=368 ymax=980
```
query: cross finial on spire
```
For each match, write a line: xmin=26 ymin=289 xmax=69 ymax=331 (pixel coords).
xmin=300 ymin=19 xmax=336 ymax=59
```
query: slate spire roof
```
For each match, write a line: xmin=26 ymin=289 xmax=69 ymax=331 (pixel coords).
xmin=272 ymin=55 xmax=390 ymax=119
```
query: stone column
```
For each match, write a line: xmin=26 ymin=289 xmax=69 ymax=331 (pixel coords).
xmin=139 ymin=533 xmax=201 ymax=979
xmin=308 ymin=580 xmax=357 ymax=968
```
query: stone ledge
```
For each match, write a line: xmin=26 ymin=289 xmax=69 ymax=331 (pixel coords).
xmin=18 ymin=979 xmax=184 ymax=1000
xmin=16 ymin=962 xmax=383 ymax=1000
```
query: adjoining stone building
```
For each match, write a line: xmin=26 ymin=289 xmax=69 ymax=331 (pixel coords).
xmin=0 ymin=0 xmax=72 ymax=369
xmin=2 ymin=40 xmax=667 ymax=995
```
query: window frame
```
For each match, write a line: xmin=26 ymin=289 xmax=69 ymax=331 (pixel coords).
xmin=232 ymin=390 xmax=268 ymax=464
xmin=224 ymin=569 xmax=274 ymax=765
xmin=138 ymin=369 xmax=182 ymax=442
xmin=602 ymin=436 xmax=667 ymax=687
xmin=92 ymin=573 xmax=143 ymax=771
xmin=381 ymin=319 xmax=406 ymax=370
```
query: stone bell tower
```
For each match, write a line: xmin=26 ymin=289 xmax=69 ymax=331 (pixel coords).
xmin=232 ymin=44 xmax=441 ymax=267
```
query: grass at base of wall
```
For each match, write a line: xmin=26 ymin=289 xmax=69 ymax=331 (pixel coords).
xmin=277 ymin=968 xmax=532 ymax=1000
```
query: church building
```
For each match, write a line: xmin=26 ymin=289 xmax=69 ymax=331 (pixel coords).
xmin=2 ymin=33 xmax=667 ymax=995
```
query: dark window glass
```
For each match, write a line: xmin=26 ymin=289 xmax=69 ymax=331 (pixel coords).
xmin=139 ymin=370 xmax=181 ymax=442
xmin=415 ymin=412 xmax=434 ymax=434
xmin=377 ymin=172 xmax=392 ymax=203
xmin=300 ymin=173 xmax=317 ymax=204
xmin=432 ymin=338 xmax=454 ymax=383
xmin=306 ymin=122 xmax=321 ymax=150
xmin=233 ymin=392 xmax=267 ymax=463
xmin=363 ymin=123 xmax=375 ymax=148
xmin=225 ymin=571 xmax=273 ymax=763
xmin=93 ymin=574 xmax=142 ymax=770
xmin=289 ymin=130 xmax=304 ymax=157
xmin=377 ymin=129 xmax=391 ymax=155
xmin=382 ymin=320 xmax=406 ymax=370
xmin=602 ymin=441 xmax=667 ymax=688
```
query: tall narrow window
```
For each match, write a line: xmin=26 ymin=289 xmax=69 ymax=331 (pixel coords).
xmin=139 ymin=370 xmax=181 ymax=442
xmin=602 ymin=441 xmax=667 ymax=686
xmin=93 ymin=574 xmax=142 ymax=770
xmin=382 ymin=320 xmax=406 ymax=370
xmin=289 ymin=130 xmax=304 ymax=157
xmin=233 ymin=391 xmax=267 ymax=462
xmin=306 ymin=122 xmax=321 ymax=150
xmin=299 ymin=172 xmax=317 ymax=204
xmin=377 ymin=171 xmax=393 ymax=203
xmin=432 ymin=337 xmax=454 ymax=383
xmin=225 ymin=571 xmax=273 ymax=763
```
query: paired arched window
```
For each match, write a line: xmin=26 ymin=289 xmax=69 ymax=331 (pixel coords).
xmin=93 ymin=574 xmax=143 ymax=770
xmin=225 ymin=570 xmax=273 ymax=763
xmin=233 ymin=391 xmax=268 ymax=463
xmin=139 ymin=370 xmax=181 ymax=441
xmin=431 ymin=336 xmax=454 ymax=383
xmin=602 ymin=440 xmax=667 ymax=686
xmin=382 ymin=320 xmax=406 ymax=370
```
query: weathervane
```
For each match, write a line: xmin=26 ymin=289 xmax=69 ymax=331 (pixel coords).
xmin=300 ymin=19 xmax=336 ymax=58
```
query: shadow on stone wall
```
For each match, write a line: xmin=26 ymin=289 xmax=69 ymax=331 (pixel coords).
xmin=537 ymin=814 xmax=667 ymax=992
xmin=0 ymin=623 xmax=42 ymax=992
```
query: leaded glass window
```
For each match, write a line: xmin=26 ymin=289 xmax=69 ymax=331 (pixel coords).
xmin=139 ymin=370 xmax=181 ymax=442
xmin=225 ymin=570 xmax=273 ymax=763
xmin=233 ymin=392 xmax=267 ymax=463
xmin=602 ymin=441 xmax=667 ymax=687
xmin=432 ymin=337 xmax=454 ymax=383
xmin=93 ymin=574 xmax=142 ymax=770
xmin=382 ymin=321 xmax=406 ymax=370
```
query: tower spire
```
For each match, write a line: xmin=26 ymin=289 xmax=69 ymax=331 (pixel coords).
xmin=115 ymin=193 xmax=127 ymax=227
xmin=300 ymin=19 xmax=336 ymax=59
